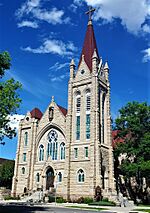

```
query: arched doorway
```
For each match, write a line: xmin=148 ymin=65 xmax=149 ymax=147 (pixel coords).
xmin=46 ymin=167 xmax=54 ymax=190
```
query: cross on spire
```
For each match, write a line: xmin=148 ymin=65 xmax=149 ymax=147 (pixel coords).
xmin=85 ymin=6 xmax=95 ymax=21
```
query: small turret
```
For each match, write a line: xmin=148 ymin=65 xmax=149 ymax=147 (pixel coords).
xmin=104 ymin=61 xmax=109 ymax=81
xmin=70 ymin=59 xmax=75 ymax=80
xmin=92 ymin=49 xmax=99 ymax=74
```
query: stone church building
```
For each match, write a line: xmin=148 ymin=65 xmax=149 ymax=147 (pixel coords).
xmin=12 ymin=12 xmax=116 ymax=200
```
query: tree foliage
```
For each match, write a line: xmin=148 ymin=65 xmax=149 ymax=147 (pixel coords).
xmin=0 ymin=51 xmax=22 ymax=142
xmin=0 ymin=51 xmax=11 ymax=77
xmin=0 ymin=160 xmax=15 ymax=189
xmin=114 ymin=102 xmax=150 ymax=178
xmin=114 ymin=102 xmax=150 ymax=203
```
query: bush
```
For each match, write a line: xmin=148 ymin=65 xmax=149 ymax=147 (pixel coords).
xmin=48 ymin=195 xmax=55 ymax=203
xmin=71 ymin=197 xmax=93 ymax=204
xmin=76 ymin=197 xmax=84 ymax=203
xmin=84 ymin=197 xmax=93 ymax=204
xmin=56 ymin=197 xmax=66 ymax=203
xmin=4 ymin=195 xmax=20 ymax=200
xmin=102 ymin=197 xmax=109 ymax=202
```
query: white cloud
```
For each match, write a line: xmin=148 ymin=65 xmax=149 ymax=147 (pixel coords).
xmin=16 ymin=0 xmax=70 ymax=26
xmin=69 ymin=0 xmax=83 ymax=12
xmin=17 ymin=20 xmax=39 ymax=28
xmin=73 ymin=0 xmax=83 ymax=6
xmin=49 ymin=62 xmax=69 ymax=71
xmin=50 ymin=73 xmax=69 ymax=82
xmin=142 ymin=24 xmax=150 ymax=33
xmin=16 ymin=0 xmax=40 ymax=18
xmin=21 ymin=39 xmax=77 ymax=56
xmin=49 ymin=62 xmax=70 ymax=82
xmin=142 ymin=48 xmax=150 ymax=62
xmin=32 ymin=7 xmax=65 ymax=24
xmin=83 ymin=0 xmax=150 ymax=35
xmin=7 ymin=114 xmax=25 ymax=131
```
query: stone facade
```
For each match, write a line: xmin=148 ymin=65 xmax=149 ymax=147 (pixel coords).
xmin=12 ymin=19 xmax=116 ymax=201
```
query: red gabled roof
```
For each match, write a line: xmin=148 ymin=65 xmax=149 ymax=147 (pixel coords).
xmin=30 ymin=108 xmax=43 ymax=120
xmin=58 ymin=105 xmax=67 ymax=116
xmin=78 ymin=21 xmax=99 ymax=72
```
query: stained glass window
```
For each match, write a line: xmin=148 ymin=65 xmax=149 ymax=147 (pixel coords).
xmin=60 ymin=142 xmax=65 ymax=160
xmin=24 ymin=132 xmax=28 ymax=146
xmin=23 ymin=153 xmax=26 ymax=162
xmin=74 ymin=148 xmax=78 ymax=158
xmin=76 ymin=116 xmax=80 ymax=140
xmin=47 ymin=130 xmax=58 ymax=160
xmin=39 ymin=144 xmax=44 ymax=161
xmin=86 ymin=114 xmax=90 ymax=139
xmin=85 ymin=147 xmax=88 ymax=158
xmin=78 ymin=169 xmax=84 ymax=182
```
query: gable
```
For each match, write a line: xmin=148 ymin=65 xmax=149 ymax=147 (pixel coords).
xmin=37 ymin=102 xmax=66 ymax=136
xmin=75 ymin=57 xmax=91 ymax=81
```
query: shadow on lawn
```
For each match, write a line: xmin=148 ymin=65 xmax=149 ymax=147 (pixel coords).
xmin=0 ymin=203 xmax=49 ymax=213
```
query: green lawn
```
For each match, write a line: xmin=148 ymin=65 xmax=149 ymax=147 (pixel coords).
xmin=133 ymin=209 xmax=150 ymax=213
xmin=67 ymin=206 xmax=108 ymax=211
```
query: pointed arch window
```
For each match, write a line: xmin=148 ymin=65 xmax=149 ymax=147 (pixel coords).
xmin=76 ymin=96 xmax=81 ymax=113
xmin=76 ymin=92 xmax=81 ymax=140
xmin=39 ymin=144 xmax=44 ymax=161
xmin=102 ymin=94 xmax=105 ymax=143
xmin=77 ymin=169 xmax=85 ymax=182
xmin=47 ymin=130 xmax=58 ymax=160
xmin=86 ymin=114 xmax=90 ymax=139
xmin=86 ymin=93 xmax=91 ymax=111
xmin=22 ymin=167 xmax=25 ymax=174
xmin=24 ymin=132 xmax=28 ymax=146
xmin=86 ymin=91 xmax=91 ymax=139
xmin=60 ymin=142 xmax=65 ymax=160
xmin=76 ymin=116 xmax=80 ymax=140
xmin=36 ymin=173 xmax=40 ymax=182
xmin=58 ymin=172 xmax=62 ymax=182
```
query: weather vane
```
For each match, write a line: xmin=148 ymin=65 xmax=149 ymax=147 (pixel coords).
xmin=85 ymin=6 xmax=96 ymax=21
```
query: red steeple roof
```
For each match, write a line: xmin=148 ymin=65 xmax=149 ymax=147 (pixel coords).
xmin=78 ymin=21 xmax=99 ymax=71
xmin=30 ymin=108 xmax=43 ymax=120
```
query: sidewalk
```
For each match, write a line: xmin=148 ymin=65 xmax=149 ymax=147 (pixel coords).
xmin=47 ymin=202 xmax=150 ymax=213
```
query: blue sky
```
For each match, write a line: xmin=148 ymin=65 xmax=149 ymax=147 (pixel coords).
xmin=0 ymin=0 xmax=150 ymax=159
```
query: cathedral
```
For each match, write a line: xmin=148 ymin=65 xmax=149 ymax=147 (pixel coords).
xmin=12 ymin=9 xmax=116 ymax=201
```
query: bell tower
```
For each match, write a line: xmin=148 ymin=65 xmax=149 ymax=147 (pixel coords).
xmin=66 ymin=7 xmax=116 ymax=200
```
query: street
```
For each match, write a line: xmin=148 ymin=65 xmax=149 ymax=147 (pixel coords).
xmin=0 ymin=203 xmax=113 ymax=213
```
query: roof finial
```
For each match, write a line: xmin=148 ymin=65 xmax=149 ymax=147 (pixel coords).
xmin=51 ymin=96 xmax=54 ymax=102
xmin=85 ymin=6 xmax=95 ymax=25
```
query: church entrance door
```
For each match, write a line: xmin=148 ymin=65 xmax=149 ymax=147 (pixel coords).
xmin=46 ymin=167 xmax=54 ymax=190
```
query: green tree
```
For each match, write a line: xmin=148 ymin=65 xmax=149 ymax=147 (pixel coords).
xmin=0 ymin=51 xmax=22 ymax=143
xmin=114 ymin=102 xmax=150 ymax=203
xmin=0 ymin=160 xmax=15 ymax=189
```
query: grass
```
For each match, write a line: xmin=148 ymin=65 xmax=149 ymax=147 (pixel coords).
xmin=139 ymin=205 xmax=150 ymax=207
xmin=89 ymin=200 xmax=116 ymax=206
xmin=67 ymin=205 xmax=108 ymax=211
xmin=133 ymin=209 xmax=150 ymax=213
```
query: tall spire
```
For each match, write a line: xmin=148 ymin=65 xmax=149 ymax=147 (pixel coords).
xmin=78 ymin=7 xmax=99 ymax=72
